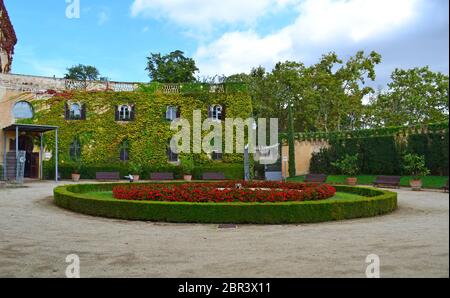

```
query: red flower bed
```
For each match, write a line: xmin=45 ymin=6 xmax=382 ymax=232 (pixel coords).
xmin=112 ymin=181 xmax=336 ymax=203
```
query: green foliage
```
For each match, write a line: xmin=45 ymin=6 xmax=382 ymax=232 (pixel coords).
xmin=285 ymin=121 xmax=448 ymax=142
xmin=146 ymin=50 xmax=199 ymax=83
xmin=311 ymin=136 xmax=402 ymax=175
xmin=331 ymin=154 xmax=360 ymax=177
xmin=228 ymin=51 xmax=382 ymax=132
xmin=367 ymin=67 xmax=449 ymax=127
xmin=289 ymin=175 xmax=449 ymax=189
xmin=28 ymin=90 xmax=252 ymax=180
xmin=128 ymin=161 xmax=143 ymax=175
xmin=308 ymin=123 xmax=448 ymax=176
xmin=180 ymin=155 xmax=194 ymax=175
xmin=54 ymin=183 xmax=397 ymax=224
xmin=192 ymin=163 xmax=244 ymax=180
xmin=402 ymin=154 xmax=430 ymax=180
xmin=64 ymin=64 xmax=106 ymax=89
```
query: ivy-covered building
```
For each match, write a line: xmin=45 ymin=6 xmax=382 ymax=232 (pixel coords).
xmin=0 ymin=75 xmax=251 ymax=181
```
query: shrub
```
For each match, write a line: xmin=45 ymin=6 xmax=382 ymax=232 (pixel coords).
xmin=112 ymin=181 xmax=337 ymax=203
xmin=331 ymin=154 xmax=360 ymax=177
xmin=402 ymin=154 xmax=430 ymax=180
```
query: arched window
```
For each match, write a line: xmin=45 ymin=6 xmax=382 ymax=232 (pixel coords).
xmin=13 ymin=101 xmax=34 ymax=119
xmin=70 ymin=103 xmax=82 ymax=120
xmin=69 ymin=138 xmax=81 ymax=161
xmin=209 ymin=105 xmax=223 ymax=121
xmin=119 ymin=141 xmax=129 ymax=161
xmin=119 ymin=105 xmax=131 ymax=121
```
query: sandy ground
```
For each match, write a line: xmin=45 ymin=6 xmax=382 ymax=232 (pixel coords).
xmin=0 ymin=181 xmax=448 ymax=278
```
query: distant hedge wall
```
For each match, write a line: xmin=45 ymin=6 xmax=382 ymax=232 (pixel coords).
xmin=310 ymin=131 xmax=449 ymax=176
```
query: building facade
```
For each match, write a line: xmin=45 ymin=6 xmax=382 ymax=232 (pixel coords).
xmin=0 ymin=1 xmax=253 ymax=182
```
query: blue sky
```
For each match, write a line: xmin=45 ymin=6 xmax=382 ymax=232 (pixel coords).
xmin=5 ymin=0 xmax=449 ymax=88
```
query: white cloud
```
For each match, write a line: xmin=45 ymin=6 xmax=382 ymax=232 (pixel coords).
xmin=130 ymin=0 xmax=298 ymax=28
xmin=195 ymin=0 xmax=420 ymax=76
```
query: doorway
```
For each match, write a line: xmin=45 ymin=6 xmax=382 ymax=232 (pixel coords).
xmin=9 ymin=135 xmax=39 ymax=179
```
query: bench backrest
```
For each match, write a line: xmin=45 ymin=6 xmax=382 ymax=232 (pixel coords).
xmin=150 ymin=172 xmax=174 ymax=181
xmin=96 ymin=172 xmax=120 ymax=180
xmin=304 ymin=174 xmax=327 ymax=183
xmin=202 ymin=172 xmax=226 ymax=180
xmin=374 ymin=176 xmax=401 ymax=184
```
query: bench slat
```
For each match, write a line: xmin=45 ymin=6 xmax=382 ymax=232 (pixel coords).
xmin=96 ymin=172 xmax=120 ymax=180
xmin=304 ymin=174 xmax=327 ymax=183
xmin=373 ymin=176 xmax=401 ymax=187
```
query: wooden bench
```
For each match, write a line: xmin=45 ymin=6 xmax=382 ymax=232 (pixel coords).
xmin=304 ymin=174 xmax=328 ymax=183
xmin=373 ymin=176 xmax=401 ymax=188
xmin=150 ymin=172 xmax=175 ymax=181
xmin=96 ymin=172 xmax=120 ymax=181
xmin=202 ymin=172 xmax=226 ymax=180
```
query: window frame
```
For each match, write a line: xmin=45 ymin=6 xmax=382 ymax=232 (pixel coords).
xmin=118 ymin=105 xmax=132 ymax=122
xmin=12 ymin=101 xmax=34 ymax=120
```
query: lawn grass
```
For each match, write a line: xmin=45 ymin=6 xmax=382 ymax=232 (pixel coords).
xmin=288 ymin=175 xmax=449 ymax=189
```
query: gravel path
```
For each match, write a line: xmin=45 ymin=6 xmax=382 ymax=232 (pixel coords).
xmin=0 ymin=181 xmax=448 ymax=278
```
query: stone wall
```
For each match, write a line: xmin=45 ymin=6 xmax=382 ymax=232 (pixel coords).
xmin=281 ymin=140 xmax=329 ymax=177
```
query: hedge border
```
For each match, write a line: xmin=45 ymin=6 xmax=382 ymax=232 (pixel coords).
xmin=53 ymin=183 xmax=397 ymax=224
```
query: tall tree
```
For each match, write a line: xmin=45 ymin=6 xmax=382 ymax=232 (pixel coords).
xmin=64 ymin=64 xmax=104 ymax=89
xmin=146 ymin=50 xmax=199 ymax=83
xmin=367 ymin=67 xmax=449 ymax=127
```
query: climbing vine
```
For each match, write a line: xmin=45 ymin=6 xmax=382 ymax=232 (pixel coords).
xmin=25 ymin=90 xmax=253 ymax=173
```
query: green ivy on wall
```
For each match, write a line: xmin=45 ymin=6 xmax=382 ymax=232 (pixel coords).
xmin=24 ymin=90 xmax=253 ymax=174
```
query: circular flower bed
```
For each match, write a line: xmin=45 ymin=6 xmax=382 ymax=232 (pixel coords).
xmin=112 ymin=181 xmax=336 ymax=203
xmin=53 ymin=183 xmax=397 ymax=224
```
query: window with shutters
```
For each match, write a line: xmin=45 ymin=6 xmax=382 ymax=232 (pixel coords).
xmin=166 ymin=106 xmax=179 ymax=121
xmin=209 ymin=105 xmax=224 ymax=121
xmin=116 ymin=105 xmax=135 ymax=122
xmin=69 ymin=138 xmax=81 ymax=161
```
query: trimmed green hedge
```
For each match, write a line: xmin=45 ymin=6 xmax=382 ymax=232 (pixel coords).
xmin=310 ymin=131 xmax=449 ymax=176
xmin=289 ymin=175 xmax=449 ymax=189
xmin=53 ymin=183 xmax=397 ymax=224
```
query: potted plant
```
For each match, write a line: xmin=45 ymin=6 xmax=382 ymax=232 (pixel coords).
xmin=180 ymin=156 xmax=194 ymax=181
xmin=71 ymin=158 xmax=82 ymax=182
xmin=129 ymin=162 xmax=143 ymax=182
xmin=332 ymin=154 xmax=360 ymax=186
xmin=402 ymin=153 xmax=430 ymax=191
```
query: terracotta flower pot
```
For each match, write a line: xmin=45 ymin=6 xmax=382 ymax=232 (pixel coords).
xmin=347 ymin=177 xmax=358 ymax=186
xmin=184 ymin=175 xmax=193 ymax=181
xmin=410 ymin=179 xmax=423 ymax=191
xmin=71 ymin=173 xmax=81 ymax=182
